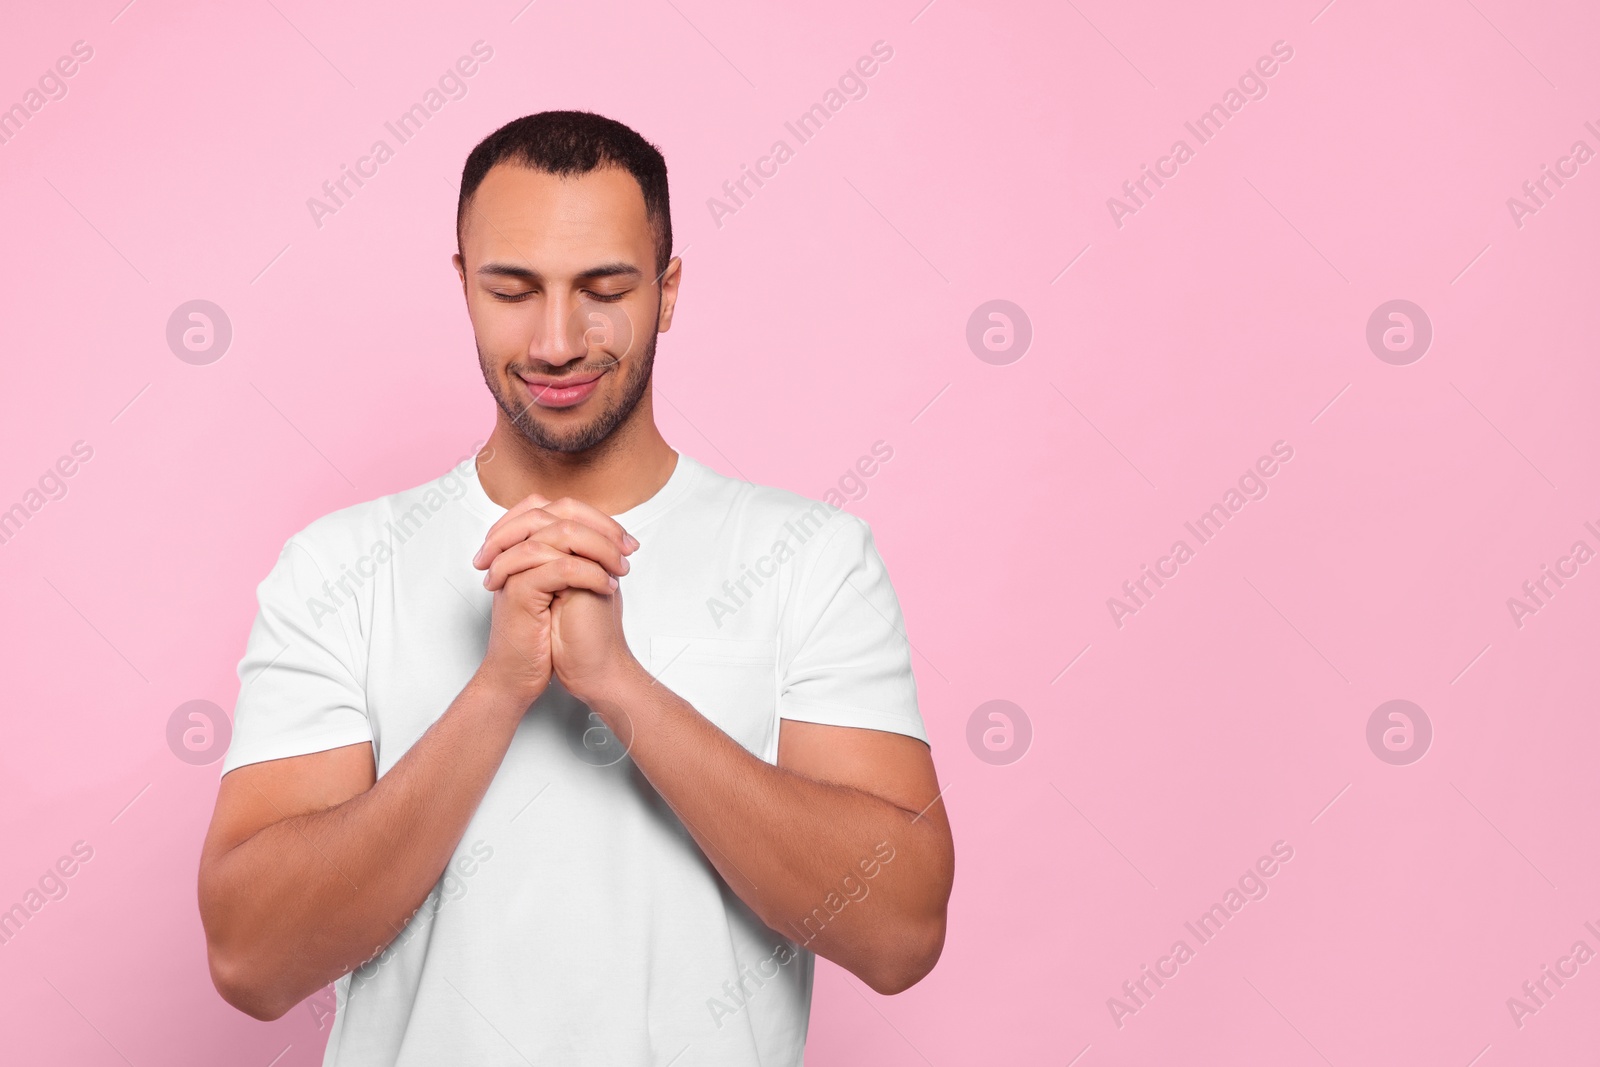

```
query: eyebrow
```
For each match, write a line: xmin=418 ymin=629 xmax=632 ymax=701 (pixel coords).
xmin=476 ymin=261 xmax=642 ymax=283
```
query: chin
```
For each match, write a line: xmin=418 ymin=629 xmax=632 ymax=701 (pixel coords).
xmin=510 ymin=408 xmax=617 ymax=454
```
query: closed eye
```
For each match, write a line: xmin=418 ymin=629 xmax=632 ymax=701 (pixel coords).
xmin=487 ymin=290 xmax=626 ymax=303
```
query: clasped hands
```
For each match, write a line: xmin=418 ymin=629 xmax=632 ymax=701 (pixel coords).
xmin=470 ymin=494 xmax=643 ymax=708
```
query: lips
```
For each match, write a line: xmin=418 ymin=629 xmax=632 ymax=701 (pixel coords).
xmin=520 ymin=370 xmax=603 ymax=409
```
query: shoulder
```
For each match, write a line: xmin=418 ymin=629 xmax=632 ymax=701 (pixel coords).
xmin=685 ymin=457 xmax=870 ymax=552
xmin=677 ymin=458 xmax=883 ymax=598
xmin=279 ymin=463 xmax=473 ymax=568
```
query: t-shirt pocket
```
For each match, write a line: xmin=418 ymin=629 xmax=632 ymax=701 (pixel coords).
xmin=649 ymin=635 xmax=778 ymax=762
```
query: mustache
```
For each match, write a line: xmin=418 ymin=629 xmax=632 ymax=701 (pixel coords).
xmin=513 ymin=355 xmax=622 ymax=377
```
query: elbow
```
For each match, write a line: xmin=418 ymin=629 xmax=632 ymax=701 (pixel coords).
xmin=863 ymin=913 xmax=947 ymax=996
xmin=208 ymin=947 xmax=295 ymax=1021
xmin=200 ymin=877 xmax=300 ymax=1020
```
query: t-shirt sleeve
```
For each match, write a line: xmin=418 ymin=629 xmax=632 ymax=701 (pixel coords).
xmin=777 ymin=511 xmax=927 ymax=744
xmin=221 ymin=536 xmax=374 ymax=776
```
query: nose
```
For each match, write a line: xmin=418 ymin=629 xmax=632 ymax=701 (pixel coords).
xmin=528 ymin=292 xmax=586 ymax=368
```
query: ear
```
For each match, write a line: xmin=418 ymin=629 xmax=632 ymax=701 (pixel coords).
xmin=656 ymin=256 xmax=682 ymax=332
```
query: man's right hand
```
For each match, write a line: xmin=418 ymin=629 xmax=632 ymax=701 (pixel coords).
xmin=472 ymin=494 xmax=637 ymax=705
xmin=202 ymin=496 xmax=637 ymax=1021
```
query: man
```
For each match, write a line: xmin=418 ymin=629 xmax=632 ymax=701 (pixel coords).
xmin=198 ymin=110 xmax=954 ymax=1066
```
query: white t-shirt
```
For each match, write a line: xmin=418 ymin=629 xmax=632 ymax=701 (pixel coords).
xmin=223 ymin=451 xmax=926 ymax=1067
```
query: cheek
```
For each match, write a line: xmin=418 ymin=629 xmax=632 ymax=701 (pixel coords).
xmin=473 ymin=303 xmax=532 ymax=357
xmin=596 ymin=299 xmax=645 ymax=358
xmin=608 ymin=309 xmax=651 ymax=364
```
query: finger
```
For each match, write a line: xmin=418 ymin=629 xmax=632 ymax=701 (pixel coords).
xmin=525 ymin=519 xmax=629 ymax=578
xmin=507 ymin=554 xmax=617 ymax=597
xmin=475 ymin=497 xmax=637 ymax=569
xmin=475 ymin=508 xmax=564 ymax=570
xmin=539 ymin=496 xmax=637 ymax=555
xmin=480 ymin=492 xmax=553 ymax=554
xmin=483 ymin=539 xmax=566 ymax=592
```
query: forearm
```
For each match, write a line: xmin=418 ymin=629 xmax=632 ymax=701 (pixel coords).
xmin=590 ymin=667 xmax=951 ymax=993
xmin=202 ymin=673 xmax=528 ymax=1017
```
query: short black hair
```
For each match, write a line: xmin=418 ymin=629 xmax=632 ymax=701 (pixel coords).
xmin=457 ymin=110 xmax=672 ymax=278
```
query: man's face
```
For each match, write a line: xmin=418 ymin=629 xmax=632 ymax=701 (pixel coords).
xmin=454 ymin=164 xmax=678 ymax=454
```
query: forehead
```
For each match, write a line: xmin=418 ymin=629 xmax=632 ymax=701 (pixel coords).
xmin=461 ymin=163 xmax=651 ymax=268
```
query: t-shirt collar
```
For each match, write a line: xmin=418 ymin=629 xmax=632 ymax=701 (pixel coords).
xmin=457 ymin=450 xmax=702 ymax=531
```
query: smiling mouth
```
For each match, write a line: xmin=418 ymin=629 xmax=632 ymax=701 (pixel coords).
xmin=519 ymin=369 xmax=605 ymax=409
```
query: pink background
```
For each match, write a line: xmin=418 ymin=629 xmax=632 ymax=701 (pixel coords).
xmin=3 ymin=0 xmax=1598 ymax=1063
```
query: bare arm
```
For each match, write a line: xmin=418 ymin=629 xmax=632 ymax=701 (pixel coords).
xmin=197 ymin=675 xmax=530 ymax=1020
xmin=584 ymin=665 xmax=954 ymax=994
xmin=201 ymin=499 xmax=632 ymax=1019
xmin=474 ymin=501 xmax=955 ymax=995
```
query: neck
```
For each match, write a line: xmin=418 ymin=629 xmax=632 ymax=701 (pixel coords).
xmin=475 ymin=388 xmax=678 ymax=516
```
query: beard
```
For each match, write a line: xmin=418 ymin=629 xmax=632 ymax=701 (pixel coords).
xmin=478 ymin=326 xmax=657 ymax=455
